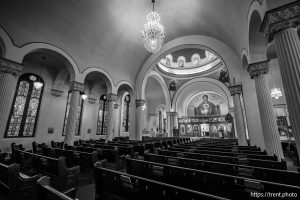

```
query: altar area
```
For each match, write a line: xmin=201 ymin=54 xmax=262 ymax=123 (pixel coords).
xmin=177 ymin=114 xmax=235 ymax=138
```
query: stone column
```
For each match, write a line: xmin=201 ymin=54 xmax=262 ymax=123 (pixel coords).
xmin=136 ymin=99 xmax=145 ymax=140
xmin=261 ymin=1 xmax=300 ymax=159
xmin=166 ymin=112 xmax=173 ymax=137
xmin=106 ymin=93 xmax=118 ymax=141
xmin=64 ymin=81 xmax=85 ymax=145
xmin=0 ymin=58 xmax=23 ymax=138
xmin=229 ymin=85 xmax=247 ymax=146
xmin=248 ymin=61 xmax=284 ymax=160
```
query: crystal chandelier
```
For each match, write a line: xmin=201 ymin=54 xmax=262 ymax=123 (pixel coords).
xmin=271 ymin=88 xmax=282 ymax=99
xmin=142 ymin=0 xmax=165 ymax=53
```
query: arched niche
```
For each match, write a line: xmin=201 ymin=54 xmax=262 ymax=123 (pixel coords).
xmin=173 ymin=77 xmax=232 ymax=117
xmin=136 ymin=35 xmax=243 ymax=100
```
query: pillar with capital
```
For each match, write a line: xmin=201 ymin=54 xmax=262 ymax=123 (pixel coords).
xmin=166 ymin=111 xmax=179 ymax=137
xmin=106 ymin=93 xmax=118 ymax=141
xmin=64 ymin=81 xmax=85 ymax=145
xmin=0 ymin=58 xmax=23 ymax=139
xmin=229 ymin=85 xmax=247 ymax=146
xmin=248 ymin=61 xmax=284 ymax=160
xmin=261 ymin=1 xmax=300 ymax=159
xmin=136 ymin=99 xmax=146 ymax=140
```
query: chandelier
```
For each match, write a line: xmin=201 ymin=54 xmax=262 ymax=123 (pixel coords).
xmin=142 ymin=0 xmax=165 ymax=53
xmin=271 ymin=88 xmax=282 ymax=99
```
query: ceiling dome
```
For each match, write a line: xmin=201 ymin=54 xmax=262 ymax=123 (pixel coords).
xmin=157 ymin=48 xmax=224 ymax=78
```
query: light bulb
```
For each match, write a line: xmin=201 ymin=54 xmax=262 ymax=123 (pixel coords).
xmin=34 ymin=81 xmax=43 ymax=89
xmin=81 ymin=94 xmax=88 ymax=100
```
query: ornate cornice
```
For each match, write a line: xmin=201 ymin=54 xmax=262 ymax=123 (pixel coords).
xmin=247 ymin=60 xmax=269 ymax=79
xmin=136 ymin=99 xmax=146 ymax=107
xmin=107 ymin=93 xmax=118 ymax=102
xmin=260 ymin=1 xmax=300 ymax=43
xmin=229 ymin=85 xmax=243 ymax=96
xmin=69 ymin=81 xmax=85 ymax=92
xmin=0 ymin=58 xmax=23 ymax=76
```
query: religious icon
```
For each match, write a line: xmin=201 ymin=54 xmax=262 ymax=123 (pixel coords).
xmin=194 ymin=95 xmax=217 ymax=116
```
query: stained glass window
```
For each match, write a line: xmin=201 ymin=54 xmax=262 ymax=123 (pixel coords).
xmin=62 ymin=92 xmax=84 ymax=136
xmin=96 ymin=94 xmax=108 ymax=135
xmin=122 ymin=94 xmax=130 ymax=132
xmin=5 ymin=73 xmax=44 ymax=138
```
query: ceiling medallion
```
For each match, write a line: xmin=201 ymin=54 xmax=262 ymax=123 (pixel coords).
xmin=142 ymin=0 xmax=165 ymax=53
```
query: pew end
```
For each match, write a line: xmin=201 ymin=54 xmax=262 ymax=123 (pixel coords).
xmin=37 ymin=176 xmax=78 ymax=200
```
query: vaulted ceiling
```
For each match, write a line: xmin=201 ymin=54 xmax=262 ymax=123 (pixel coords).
xmin=0 ymin=0 xmax=290 ymax=85
xmin=0 ymin=0 xmax=291 ymax=83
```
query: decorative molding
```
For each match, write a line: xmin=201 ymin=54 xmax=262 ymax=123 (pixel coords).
xmin=69 ymin=81 xmax=85 ymax=92
xmin=229 ymin=85 xmax=243 ymax=96
xmin=107 ymin=93 xmax=118 ymax=102
xmin=51 ymin=89 xmax=64 ymax=97
xmin=88 ymin=97 xmax=96 ymax=104
xmin=260 ymin=1 xmax=300 ymax=43
xmin=247 ymin=60 xmax=269 ymax=79
xmin=0 ymin=58 xmax=23 ymax=76
xmin=136 ymin=99 xmax=146 ymax=107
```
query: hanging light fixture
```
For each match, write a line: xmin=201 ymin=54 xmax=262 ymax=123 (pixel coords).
xmin=34 ymin=57 xmax=45 ymax=89
xmin=270 ymin=65 xmax=282 ymax=99
xmin=142 ymin=0 xmax=165 ymax=53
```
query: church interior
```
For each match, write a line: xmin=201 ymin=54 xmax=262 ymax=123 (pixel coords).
xmin=0 ymin=0 xmax=300 ymax=199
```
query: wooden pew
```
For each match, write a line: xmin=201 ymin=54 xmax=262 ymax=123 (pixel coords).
xmin=32 ymin=142 xmax=46 ymax=154
xmin=36 ymin=176 xmax=78 ymax=200
xmin=51 ymin=141 xmax=64 ymax=149
xmin=0 ymin=162 xmax=41 ymax=200
xmin=126 ymin=158 xmax=300 ymax=199
xmin=174 ymin=145 xmax=267 ymax=155
xmin=144 ymin=152 xmax=300 ymax=186
xmin=94 ymin=162 xmax=228 ymax=200
xmin=158 ymin=149 xmax=287 ymax=170
xmin=42 ymin=146 xmax=97 ymax=173
xmin=14 ymin=149 xmax=80 ymax=193
xmin=168 ymin=147 xmax=277 ymax=161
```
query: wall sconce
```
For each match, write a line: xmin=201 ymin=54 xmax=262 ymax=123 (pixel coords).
xmin=80 ymin=92 xmax=88 ymax=100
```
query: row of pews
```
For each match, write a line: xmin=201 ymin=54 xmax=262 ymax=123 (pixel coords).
xmin=0 ymin=137 xmax=189 ymax=200
xmin=94 ymin=138 xmax=300 ymax=199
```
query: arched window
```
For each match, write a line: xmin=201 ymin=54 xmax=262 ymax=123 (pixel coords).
xmin=62 ymin=92 xmax=83 ymax=136
xmin=5 ymin=73 xmax=44 ymax=138
xmin=96 ymin=94 xmax=108 ymax=135
xmin=122 ymin=94 xmax=130 ymax=132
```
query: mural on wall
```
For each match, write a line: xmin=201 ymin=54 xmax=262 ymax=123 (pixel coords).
xmin=187 ymin=92 xmax=229 ymax=116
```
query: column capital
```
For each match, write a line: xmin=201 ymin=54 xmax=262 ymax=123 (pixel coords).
xmin=0 ymin=58 xmax=23 ymax=76
xmin=260 ymin=1 xmax=300 ymax=43
xmin=248 ymin=60 xmax=269 ymax=79
xmin=229 ymin=85 xmax=242 ymax=96
xmin=69 ymin=81 xmax=85 ymax=92
xmin=107 ymin=93 xmax=118 ymax=102
xmin=166 ymin=111 xmax=178 ymax=115
xmin=136 ymin=99 xmax=146 ymax=107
